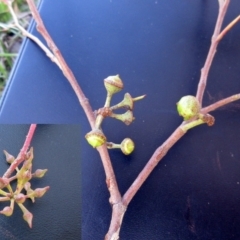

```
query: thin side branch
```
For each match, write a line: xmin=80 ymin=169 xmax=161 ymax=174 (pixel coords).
xmin=123 ymin=126 xmax=185 ymax=205
xmin=217 ymin=15 xmax=240 ymax=41
xmin=201 ymin=93 xmax=240 ymax=113
xmin=4 ymin=0 xmax=61 ymax=68
xmin=196 ymin=0 xmax=230 ymax=105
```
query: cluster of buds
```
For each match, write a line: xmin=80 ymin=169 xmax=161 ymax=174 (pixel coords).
xmin=0 ymin=147 xmax=49 ymax=228
xmin=177 ymin=95 xmax=215 ymax=126
xmin=85 ymin=75 xmax=145 ymax=155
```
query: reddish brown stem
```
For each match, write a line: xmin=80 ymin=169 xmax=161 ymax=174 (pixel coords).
xmin=201 ymin=93 xmax=240 ymax=113
xmin=196 ymin=0 xmax=230 ymax=105
xmin=97 ymin=145 xmax=122 ymax=204
xmin=123 ymin=126 xmax=185 ymax=205
xmin=217 ymin=15 xmax=240 ymax=41
xmin=3 ymin=124 xmax=37 ymax=179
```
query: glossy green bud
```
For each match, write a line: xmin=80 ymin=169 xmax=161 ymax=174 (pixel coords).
xmin=85 ymin=129 xmax=107 ymax=148
xmin=104 ymin=75 xmax=123 ymax=95
xmin=120 ymin=138 xmax=135 ymax=155
xmin=177 ymin=95 xmax=200 ymax=120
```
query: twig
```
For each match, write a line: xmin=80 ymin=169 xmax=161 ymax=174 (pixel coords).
xmin=217 ymin=15 xmax=240 ymax=41
xmin=0 ymin=22 xmax=17 ymax=32
xmin=4 ymin=0 xmax=61 ymax=69
xmin=3 ymin=124 xmax=37 ymax=178
xmin=123 ymin=126 xmax=185 ymax=205
xmin=201 ymin=93 xmax=240 ymax=113
xmin=0 ymin=53 xmax=18 ymax=57
xmin=196 ymin=0 xmax=230 ymax=105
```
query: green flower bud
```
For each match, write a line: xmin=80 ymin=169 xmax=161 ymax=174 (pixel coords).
xmin=85 ymin=129 xmax=107 ymax=148
xmin=107 ymin=138 xmax=135 ymax=155
xmin=104 ymin=75 xmax=123 ymax=95
xmin=120 ymin=138 xmax=135 ymax=155
xmin=177 ymin=95 xmax=200 ymax=120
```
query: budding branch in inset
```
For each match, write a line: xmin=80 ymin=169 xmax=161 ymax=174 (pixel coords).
xmin=0 ymin=124 xmax=49 ymax=228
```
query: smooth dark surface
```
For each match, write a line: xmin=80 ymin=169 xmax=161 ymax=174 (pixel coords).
xmin=0 ymin=125 xmax=80 ymax=240
xmin=0 ymin=0 xmax=240 ymax=239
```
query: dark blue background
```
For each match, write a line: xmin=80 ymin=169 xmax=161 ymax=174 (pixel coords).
xmin=0 ymin=0 xmax=240 ymax=239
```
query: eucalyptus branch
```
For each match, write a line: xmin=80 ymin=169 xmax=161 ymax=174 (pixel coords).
xmin=196 ymin=0 xmax=230 ymax=105
xmin=3 ymin=0 xmax=239 ymax=239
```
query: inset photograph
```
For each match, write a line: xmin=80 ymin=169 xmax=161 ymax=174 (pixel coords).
xmin=0 ymin=124 xmax=80 ymax=240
